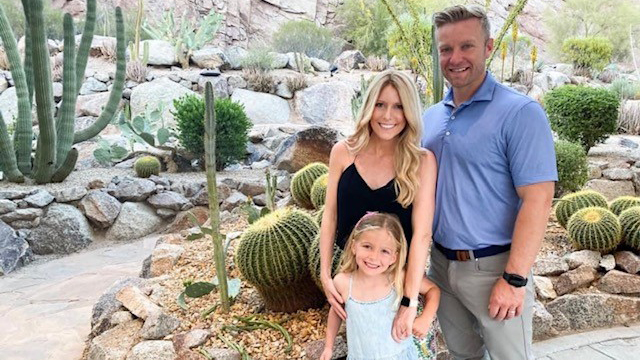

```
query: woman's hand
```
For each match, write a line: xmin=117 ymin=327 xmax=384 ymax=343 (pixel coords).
xmin=321 ymin=275 xmax=346 ymax=320
xmin=392 ymin=305 xmax=417 ymax=342
xmin=319 ymin=346 xmax=333 ymax=360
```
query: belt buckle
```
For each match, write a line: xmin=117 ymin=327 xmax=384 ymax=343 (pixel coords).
xmin=455 ymin=250 xmax=471 ymax=261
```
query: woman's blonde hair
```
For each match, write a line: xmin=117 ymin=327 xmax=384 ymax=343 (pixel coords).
xmin=346 ymin=70 xmax=423 ymax=208
xmin=339 ymin=212 xmax=408 ymax=307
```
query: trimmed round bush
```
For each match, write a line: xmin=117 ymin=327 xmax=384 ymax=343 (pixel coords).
xmin=567 ymin=207 xmax=621 ymax=253
xmin=308 ymin=233 xmax=343 ymax=290
xmin=561 ymin=37 xmax=613 ymax=72
xmin=134 ymin=156 xmax=160 ymax=178
xmin=619 ymin=206 xmax=640 ymax=251
xmin=173 ymin=94 xmax=252 ymax=170
xmin=609 ymin=196 xmax=640 ymax=216
xmin=555 ymin=190 xmax=608 ymax=229
xmin=291 ymin=162 xmax=329 ymax=209
xmin=555 ymin=140 xmax=588 ymax=196
xmin=544 ymin=85 xmax=620 ymax=152
xmin=310 ymin=173 xmax=328 ymax=209
xmin=235 ymin=208 xmax=325 ymax=312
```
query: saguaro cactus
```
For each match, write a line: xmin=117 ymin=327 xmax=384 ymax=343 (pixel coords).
xmin=0 ymin=0 xmax=125 ymax=183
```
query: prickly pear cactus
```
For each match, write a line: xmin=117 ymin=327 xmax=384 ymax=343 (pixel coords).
xmin=310 ymin=173 xmax=328 ymax=209
xmin=618 ymin=206 xmax=640 ymax=251
xmin=567 ymin=207 xmax=622 ymax=253
xmin=235 ymin=207 xmax=325 ymax=312
xmin=609 ymin=196 xmax=640 ymax=216
xmin=134 ymin=156 xmax=161 ymax=178
xmin=555 ymin=190 xmax=608 ymax=229
xmin=308 ymin=233 xmax=343 ymax=290
xmin=291 ymin=162 xmax=328 ymax=209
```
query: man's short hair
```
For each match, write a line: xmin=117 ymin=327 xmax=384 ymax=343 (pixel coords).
xmin=433 ymin=5 xmax=491 ymax=40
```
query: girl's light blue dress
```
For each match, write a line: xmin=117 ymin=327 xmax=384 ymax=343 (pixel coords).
xmin=345 ymin=275 xmax=419 ymax=360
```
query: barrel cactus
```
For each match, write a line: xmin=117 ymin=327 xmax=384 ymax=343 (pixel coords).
xmin=555 ymin=190 xmax=608 ymax=228
xmin=310 ymin=173 xmax=328 ymax=209
xmin=314 ymin=205 xmax=324 ymax=226
xmin=609 ymin=196 xmax=640 ymax=216
xmin=291 ymin=162 xmax=328 ymax=209
xmin=134 ymin=156 xmax=161 ymax=178
xmin=619 ymin=206 xmax=640 ymax=251
xmin=308 ymin=233 xmax=343 ymax=290
xmin=567 ymin=207 xmax=622 ymax=253
xmin=235 ymin=207 xmax=325 ymax=312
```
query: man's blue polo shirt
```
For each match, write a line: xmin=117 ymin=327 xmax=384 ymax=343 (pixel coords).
xmin=421 ymin=72 xmax=557 ymax=250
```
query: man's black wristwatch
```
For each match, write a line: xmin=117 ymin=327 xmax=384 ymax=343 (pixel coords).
xmin=502 ymin=272 xmax=528 ymax=287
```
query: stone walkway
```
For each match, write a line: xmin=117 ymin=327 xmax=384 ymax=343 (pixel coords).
xmin=1 ymin=235 xmax=638 ymax=360
xmin=0 ymin=236 xmax=156 ymax=360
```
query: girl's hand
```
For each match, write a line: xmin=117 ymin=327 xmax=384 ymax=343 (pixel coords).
xmin=412 ymin=314 xmax=433 ymax=339
xmin=321 ymin=275 xmax=346 ymax=320
xmin=319 ymin=347 xmax=333 ymax=360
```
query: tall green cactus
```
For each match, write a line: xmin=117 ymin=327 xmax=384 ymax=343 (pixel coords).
xmin=235 ymin=208 xmax=325 ymax=312
xmin=204 ymin=81 xmax=230 ymax=312
xmin=0 ymin=0 xmax=125 ymax=184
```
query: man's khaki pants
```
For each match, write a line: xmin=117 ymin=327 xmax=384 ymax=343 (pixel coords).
xmin=428 ymin=245 xmax=535 ymax=360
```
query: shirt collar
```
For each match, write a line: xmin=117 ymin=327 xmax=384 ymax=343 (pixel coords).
xmin=443 ymin=71 xmax=497 ymax=108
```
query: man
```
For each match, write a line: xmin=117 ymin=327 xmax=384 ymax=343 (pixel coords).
xmin=393 ymin=4 xmax=557 ymax=360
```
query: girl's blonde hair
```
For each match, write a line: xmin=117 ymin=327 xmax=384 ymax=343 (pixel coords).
xmin=346 ymin=69 xmax=423 ymax=208
xmin=339 ymin=212 xmax=408 ymax=307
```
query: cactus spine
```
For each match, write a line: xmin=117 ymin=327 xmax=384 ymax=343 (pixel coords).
xmin=310 ymin=173 xmax=328 ymax=209
xmin=609 ymin=196 xmax=640 ymax=216
xmin=619 ymin=207 xmax=640 ymax=252
xmin=555 ymin=190 xmax=608 ymax=229
xmin=567 ymin=207 xmax=622 ymax=253
xmin=0 ymin=0 xmax=125 ymax=184
xmin=291 ymin=162 xmax=329 ymax=209
xmin=308 ymin=233 xmax=342 ymax=290
xmin=235 ymin=208 xmax=325 ymax=312
xmin=134 ymin=156 xmax=161 ymax=178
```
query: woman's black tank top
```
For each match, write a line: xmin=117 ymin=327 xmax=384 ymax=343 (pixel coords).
xmin=335 ymin=163 xmax=413 ymax=249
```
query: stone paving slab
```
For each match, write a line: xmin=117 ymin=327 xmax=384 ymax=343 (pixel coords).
xmin=533 ymin=325 xmax=640 ymax=360
xmin=0 ymin=236 xmax=156 ymax=360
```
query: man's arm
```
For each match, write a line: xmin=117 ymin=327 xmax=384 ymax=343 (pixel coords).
xmin=488 ymin=181 xmax=554 ymax=321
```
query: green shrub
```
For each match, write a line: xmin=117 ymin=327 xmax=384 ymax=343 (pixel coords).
xmin=609 ymin=79 xmax=640 ymax=100
xmin=561 ymin=37 xmax=612 ymax=72
xmin=544 ymin=85 xmax=620 ymax=152
xmin=337 ymin=0 xmax=391 ymax=57
xmin=555 ymin=140 xmax=588 ymax=197
xmin=272 ymin=20 xmax=343 ymax=61
xmin=173 ymin=94 xmax=251 ymax=170
xmin=241 ymin=46 xmax=275 ymax=71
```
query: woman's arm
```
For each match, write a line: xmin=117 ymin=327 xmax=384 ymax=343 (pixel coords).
xmin=413 ymin=277 xmax=441 ymax=338
xmin=392 ymin=150 xmax=437 ymax=342
xmin=320 ymin=141 xmax=349 ymax=319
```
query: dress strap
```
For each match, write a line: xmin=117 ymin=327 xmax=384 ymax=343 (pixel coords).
xmin=348 ymin=273 xmax=354 ymax=299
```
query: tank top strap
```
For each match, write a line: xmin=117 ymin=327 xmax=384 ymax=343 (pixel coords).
xmin=348 ymin=273 xmax=354 ymax=299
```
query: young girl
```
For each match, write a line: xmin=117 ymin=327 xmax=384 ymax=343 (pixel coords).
xmin=320 ymin=212 xmax=440 ymax=360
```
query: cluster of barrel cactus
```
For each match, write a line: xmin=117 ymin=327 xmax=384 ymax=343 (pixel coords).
xmin=310 ymin=173 xmax=328 ymax=209
xmin=557 ymin=191 xmax=640 ymax=253
xmin=134 ymin=156 xmax=161 ymax=178
xmin=291 ymin=162 xmax=328 ymax=209
xmin=307 ymin=233 xmax=343 ymax=290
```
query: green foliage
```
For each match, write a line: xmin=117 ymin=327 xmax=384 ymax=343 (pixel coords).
xmin=117 ymin=103 xmax=173 ymax=151
xmin=544 ymin=85 xmax=620 ymax=152
xmin=272 ymin=20 xmax=343 ymax=61
xmin=555 ymin=190 xmax=609 ymax=229
xmin=235 ymin=208 xmax=325 ymax=312
xmin=240 ymin=46 xmax=274 ymax=71
xmin=291 ymin=162 xmax=329 ymax=209
xmin=352 ymin=75 xmax=374 ymax=120
xmin=610 ymin=196 xmax=640 ymax=216
xmin=310 ymin=173 xmax=328 ymax=209
xmin=386 ymin=11 xmax=431 ymax=82
xmin=337 ymin=0 xmax=392 ymax=57
xmin=143 ymin=8 xmax=222 ymax=68
xmin=0 ymin=0 xmax=65 ymax=40
xmin=545 ymin=0 xmax=640 ymax=61
xmin=609 ymin=78 xmax=640 ymax=100
xmin=173 ymin=94 xmax=251 ymax=170
xmin=134 ymin=155 xmax=160 ymax=178
xmin=487 ymin=0 xmax=528 ymax=67
xmin=93 ymin=139 xmax=128 ymax=166
xmin=561 ymin=37 xmax=613 ymax=72
xmin=242 ymin=170 xmax=278 ymax=224
xmin=567 ymin=207 xmax=622 ymax=253
xmin=619 ymin=206 xmax=640 ymax=251
xmin=91 ymin=1 xmax=151 ymax=43
xmin=554 ymin=140 xmax=588 ymax=197
xmin=307 ymin=233 xmax=343 ymax=290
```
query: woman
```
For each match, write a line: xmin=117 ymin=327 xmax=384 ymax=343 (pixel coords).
xmin=319 ymin=69 xmax=438 ymax=352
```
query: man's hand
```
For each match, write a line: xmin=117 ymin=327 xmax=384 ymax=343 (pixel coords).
xmin=321 ymin=275 xmax=346 ymax=320
xmin=488 ymin=277 xmax=525 ymax=321
xmin=392 ymin=305 xmax=417 ymax=342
